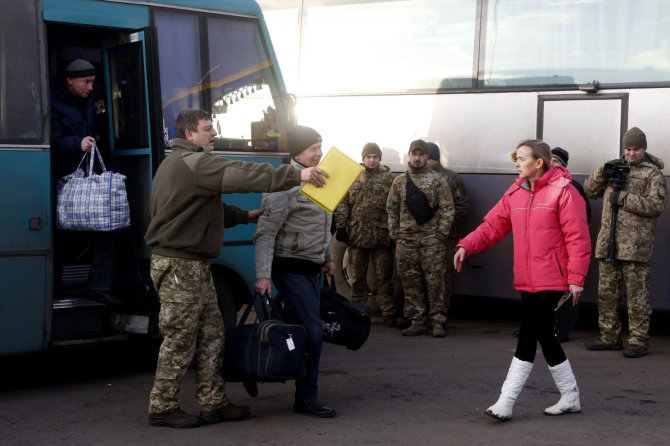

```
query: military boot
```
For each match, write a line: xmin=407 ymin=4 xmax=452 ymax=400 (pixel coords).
xmin=149 ymin=408 xmax=201 ymax=428
xmin=401 ymin=321 xmax=427 ymax=336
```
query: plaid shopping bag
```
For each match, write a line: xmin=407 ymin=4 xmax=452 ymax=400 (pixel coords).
xmin=56 ymin=144 xmax=130 ymax=231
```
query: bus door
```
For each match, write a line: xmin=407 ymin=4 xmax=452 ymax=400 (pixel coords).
xmin=537 ymin=93 xmax=628 ymax=304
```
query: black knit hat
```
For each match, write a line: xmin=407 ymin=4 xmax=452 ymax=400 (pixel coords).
xmin=361 ymin=142 xmax=382 ymax=160
xmin=287 ymin=125 xmax=322 ymax=157
xmin=623 ymin=127 xmax=647 ymax=149
xmin=426 ymin=142 xmax=440 ymax=161
xmin=409 ymin=139 xmax=428 ymax=154
xmin=65 ymin=59 xmax=96 ymax=78
xmin=551 ymin=147 xmax=569 ymax=167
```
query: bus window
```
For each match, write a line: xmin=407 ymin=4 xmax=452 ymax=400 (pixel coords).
xmin=483 ymin=0 xmax=670 ymax=87
xmin=154 ymin=10 xmax=283 ymax=152
xmin=0 ymin=1 xmax=47 ymax=145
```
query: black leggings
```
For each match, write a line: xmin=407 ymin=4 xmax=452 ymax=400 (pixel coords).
xmin=514 ymin=290 xmax=566 ymax=367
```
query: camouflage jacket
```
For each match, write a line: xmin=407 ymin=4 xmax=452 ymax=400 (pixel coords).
xmin=432 ymin=164 xmax=470 ymax=238
xmin=334 ymin=164 xmax=394 ymax=248
xmin=386 ymin=163 xmax=454 ymax=242
xmin=584 ymin=153 xmax=666 ymax=263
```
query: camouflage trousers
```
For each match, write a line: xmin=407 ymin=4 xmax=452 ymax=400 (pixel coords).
xmin=148 ymin=254 xmax=228 ymax=415
xmin=597 ymin=259 xmax=652 ymax=347
xmin=348 ymin=245 xmax=395 ymax=316
xmin=395 ymin=236 xmax=447 ymax=325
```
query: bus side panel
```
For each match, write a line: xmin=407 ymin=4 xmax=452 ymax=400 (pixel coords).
xmin=0 ymin=150 xmax=51 ymax=354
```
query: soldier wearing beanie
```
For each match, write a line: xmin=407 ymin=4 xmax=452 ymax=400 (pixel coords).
xmin=584 ymin=127 xmax=666 ymax=358
xmin=425 ymin=142 xmax=470 ymax=320
xmin=550 ymin=147 xmax=591 ymax=224
xmin=254 ymin=125 xmax=337 ymax=418
xmin=335 ymin=142 xmax=396 ymax=325
xmin=386 ymin=139 xmax=455 ymax=337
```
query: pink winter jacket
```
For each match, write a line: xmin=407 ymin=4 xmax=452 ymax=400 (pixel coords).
xmin=458 ymin=166 xmax=591 ymax=292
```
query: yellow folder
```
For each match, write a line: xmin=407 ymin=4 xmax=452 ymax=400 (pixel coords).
xmin=300 ymin=146 xmax=364 ymax=214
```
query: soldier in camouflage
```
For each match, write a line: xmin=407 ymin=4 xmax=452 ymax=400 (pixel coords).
xmin=144 ymin=110 xmax=326 ymax=428
xmin=426 ymin=142 xmax=470 ymax=314
xmin=334 ymin=143 xmax=397 ymax=326
xmin=387 ymin=139 xmax=455 ymax=337
xmin=584 ymin=127 xmax=666 ymax=358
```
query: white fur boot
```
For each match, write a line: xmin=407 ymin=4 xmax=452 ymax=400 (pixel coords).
xmin=544 ymin=359 xmax=581 ymax=415
xmin=485 ymin=357 xmax=534 ymax=421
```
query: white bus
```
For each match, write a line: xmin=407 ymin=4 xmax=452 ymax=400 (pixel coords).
xmin=258 ymin=0 xmax=670 ymax=310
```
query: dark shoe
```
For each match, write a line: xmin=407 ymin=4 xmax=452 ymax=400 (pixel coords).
xmin=623 ymin=344 xmax=648 ymax=358
xmin=432 ymin=324 xmax=446 ymax=338
xmin=200 ymin=402 xmax=251 ymax=424
xmin=243 ymin=381 xmax=259 ymax=398
xmin=585 ymin=339 xmax=622 ymax=351
xmin=396 ymin=317 xmax=411 ymax=330
xmin=383 ymin=315 xmax=397 ymax=327
xmin=402 ymin=321 xmax=427 ymax=336
xmin=149 ymin=408 xmax=201 ymax=428
xmin=293 ymin=399 xmax=337 ymax=418
xmin=88 ymin=290 xmax=123 ymax=307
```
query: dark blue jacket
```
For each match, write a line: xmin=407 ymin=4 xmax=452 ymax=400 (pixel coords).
xmin=51 ymin=77 xmax=97 ymax=178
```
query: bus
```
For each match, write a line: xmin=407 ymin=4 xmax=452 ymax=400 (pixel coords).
xmin=0 ymin=0 xmax=296 ymax=354
xmin=258 ymin=0 xmax=670 ymax=311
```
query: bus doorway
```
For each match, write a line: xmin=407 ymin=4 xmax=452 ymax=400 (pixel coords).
xmin=47 ymin=23 xmax=155 ymax=344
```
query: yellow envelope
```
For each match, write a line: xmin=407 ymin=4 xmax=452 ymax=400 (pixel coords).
xmin=300 ymin=146 xmax=364 ymax=214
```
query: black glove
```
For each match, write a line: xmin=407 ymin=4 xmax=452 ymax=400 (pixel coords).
xmin=609 ymin=190 xmax=621 ymax=206
xmin=335 ymin=227 xmax=349 ymax=243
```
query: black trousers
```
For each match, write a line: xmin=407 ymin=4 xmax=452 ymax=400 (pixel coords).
xmin=514 ymin=290 xmax=566 ymax=366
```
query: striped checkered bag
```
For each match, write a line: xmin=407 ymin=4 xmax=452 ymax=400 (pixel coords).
xmin=56 ymin=144 xmax=130 ymax=231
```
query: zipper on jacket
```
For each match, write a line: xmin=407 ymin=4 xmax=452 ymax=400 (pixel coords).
xmin=526 ymin=192 xmax=535 ymax=291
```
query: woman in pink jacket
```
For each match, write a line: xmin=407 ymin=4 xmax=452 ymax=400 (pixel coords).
xmin=454 ymin=140 xmax=590 ymax=421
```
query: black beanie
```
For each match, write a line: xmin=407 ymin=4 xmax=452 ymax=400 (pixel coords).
xmin=65 ymin=59 xmax=96 ymax=78
xmin=623 ymin=127 xmax=647 ymax=149
xmin=287 ymin=125 xmax=322 ymax=157
xmin=551 ymin=147 xmax=569 ymax=167
xmin=426 ymin=142 xmax=440 ymax=161
xmin=361 ymin=142 xmax=382 ymax=160
xmin=409 ymin=139 xmax=428 ymax=154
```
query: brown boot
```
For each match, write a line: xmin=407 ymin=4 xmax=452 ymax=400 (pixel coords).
xmin=402 ymin=321 xmax=427 ymax=336
xmin=584 ymin=339 xmax=622 ymax=351
xmin=149 ymin=408 xmax=201 ymax=428
xmin=432 ymin=324 xmax=446 ymax=338
xmin=200 ymin=402 xmax=251 ymax=424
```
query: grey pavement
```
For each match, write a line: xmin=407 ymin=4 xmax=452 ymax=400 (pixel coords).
xmin=1 ymin=309 xmax=669 ymax=446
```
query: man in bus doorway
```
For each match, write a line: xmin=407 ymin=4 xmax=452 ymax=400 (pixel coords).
xmin=387 ymin=139 xmax=454 ymax=337
xmin=51 ymin=59 xmax=120 ymax=306
xmin=583 ymin=127 xmax=666 ymax=358
xmin=334 ymin=142 xmax=397 ymax=326
xmin=426 ymin=142 xmax=470 ymax=319
xmin=145 ymin=110 xmax=328 ymax=428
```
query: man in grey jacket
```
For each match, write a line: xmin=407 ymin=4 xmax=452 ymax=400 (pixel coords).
xmin=145 ymin=110 xmax=327 ymax=428
xmin=254 ymin=125 xmax=336 ymax=418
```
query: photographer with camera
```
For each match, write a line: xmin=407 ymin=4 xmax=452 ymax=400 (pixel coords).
xmin=584 ymin=127 xmax=666 ymax=358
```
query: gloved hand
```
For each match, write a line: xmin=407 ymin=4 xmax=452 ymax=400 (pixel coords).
xmin=335 ymin=227 xmax=349 ymax=243
xmin=609 ymin=190 xmax=621 ymax=206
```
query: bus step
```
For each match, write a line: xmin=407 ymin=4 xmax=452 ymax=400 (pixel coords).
xmin=52 ymin=298 xmax=107 ymax=340
xmin=62 ymin=264 xmax=91 ymax=285
xmin=51 ymin=333 xmax=132 ymax=348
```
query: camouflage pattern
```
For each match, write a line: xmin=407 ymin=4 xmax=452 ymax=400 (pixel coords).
xmin=386 ymin=163 xmax=455 ymax=242
xmin=431 ymin=164 xmax=470 ymax=238
xmin=597 ymin=260 xmax=652 ymax=347
xmin=348 ymin=246 xmax=395 ymax=316
xmin=395 ymin=236 xmax=447 ymax=324
xmin=148 ymin=254 xmax=228 ymax=415
xmin=387 ymin=162 xmax=454 ymax=325
xmin=335 ymin=164 xmax=395 ymax=248
xmin=584 ymin=153 xmax=666 ymax=263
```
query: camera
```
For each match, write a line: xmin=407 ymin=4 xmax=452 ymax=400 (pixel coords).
xmin=603 ymin=161 xmax=630 ymax=190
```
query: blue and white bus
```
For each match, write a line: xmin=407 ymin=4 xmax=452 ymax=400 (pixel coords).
xmin=0 ymin=0 xmax=295 ymax=354
xmin=259 ymin=0 xmax=670 ymax=311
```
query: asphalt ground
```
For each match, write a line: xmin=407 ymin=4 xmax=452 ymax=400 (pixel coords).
xmin=1 ymin=297 xmax=669 ymax=446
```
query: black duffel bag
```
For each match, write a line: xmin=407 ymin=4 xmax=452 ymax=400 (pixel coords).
xmin=320 ymin=276 xmax=371 ymax=350
xmin=224 ymin=292 xmax=306 ymax=383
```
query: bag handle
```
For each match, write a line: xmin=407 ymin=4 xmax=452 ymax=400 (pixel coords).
xmin=321 ymin=273 xmax=336 ymax=292
xmin=237 ymin=292 xmax=280 ymax=326
xmin=88 ymin=143 xmax=107 ymax=175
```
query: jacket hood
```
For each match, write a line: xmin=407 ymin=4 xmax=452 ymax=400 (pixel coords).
xmin=644 ymin=152 xmax=665 ymax=169
xmin=511 ymin=165 xmax=572 ymax=194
